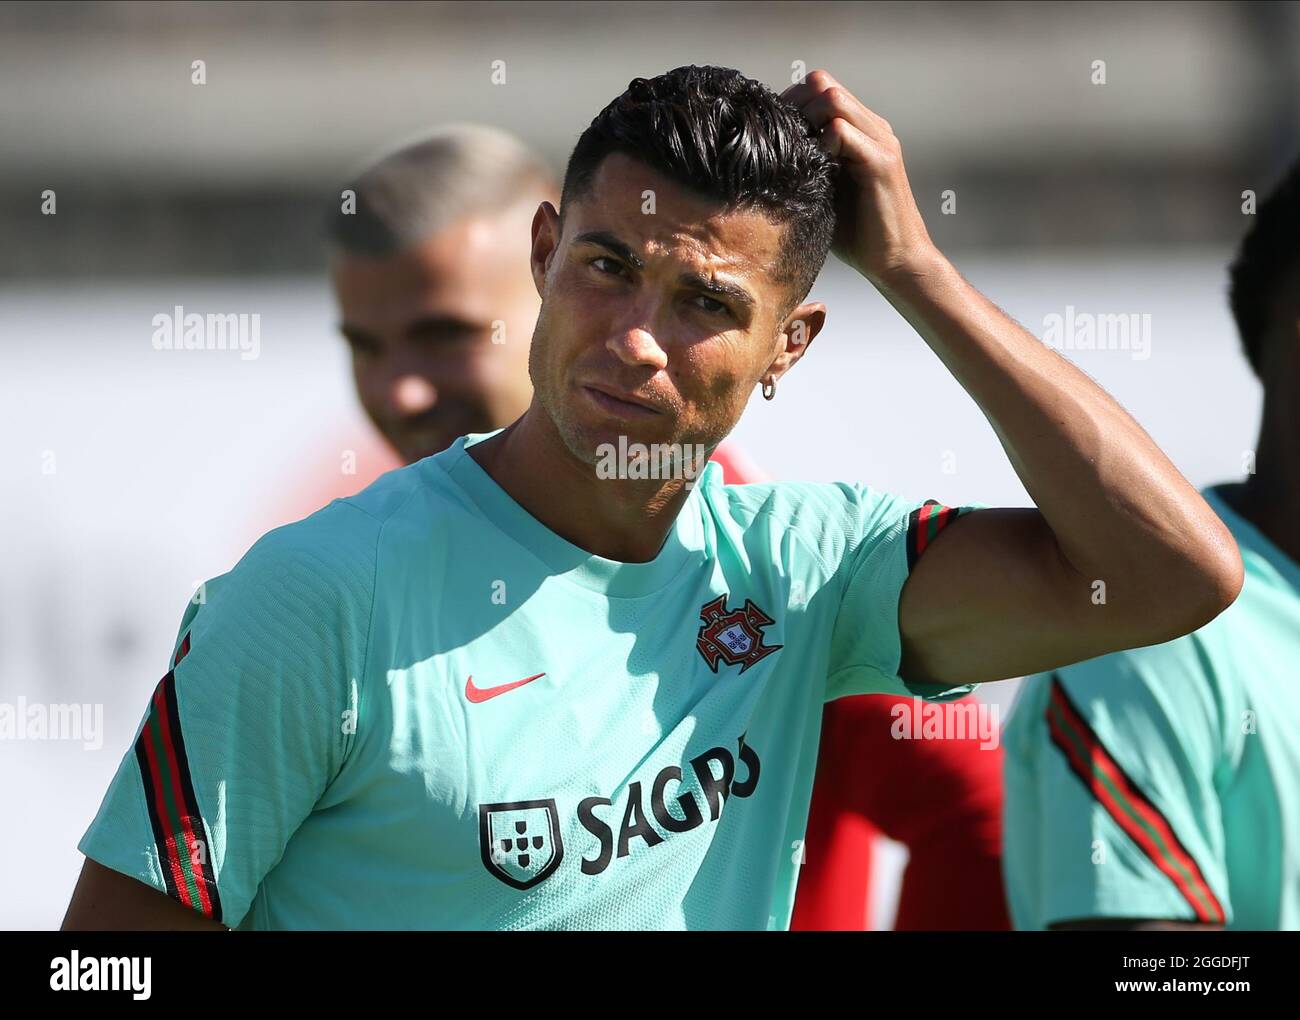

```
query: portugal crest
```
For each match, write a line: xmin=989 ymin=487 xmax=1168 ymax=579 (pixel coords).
xmin=696 ymin=594 xmax=782 ymax=674
xmin=479 ymin=799 xmax=564 ymax=890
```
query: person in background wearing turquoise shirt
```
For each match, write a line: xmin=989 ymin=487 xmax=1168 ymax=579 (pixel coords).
xmin=1003 ymin=157 xmax=1300 ymax=931
xmin=63 ymin=66 xmax=1240 ymax=930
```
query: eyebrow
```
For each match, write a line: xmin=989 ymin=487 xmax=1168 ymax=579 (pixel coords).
xmin=573 ymin=231 xmax=756 ymax=312
xmin=676 ymin=270 xmax=755 ymax=312
xmin=573 ymin=231 xmax=645 ymax=270
xmin=405 ymin=314 xmax=480 ymax=337
xmin=338 ymin=323 xmax=374 ymax=343
xmin=339 ymin=314 xmax=480 ymax=345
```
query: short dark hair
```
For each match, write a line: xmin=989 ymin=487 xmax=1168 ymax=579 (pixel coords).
xmin=1228 ymin=156 xmax=1300 ymax=377
xmin=560 ymin=65 xmax=836 ymax=316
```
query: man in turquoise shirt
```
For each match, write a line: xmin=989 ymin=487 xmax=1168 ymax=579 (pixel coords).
xmin=1004 ymin=159 xmax=1300 ymax=930
xmin=63 ymin=66 xmax=1240 ymax=930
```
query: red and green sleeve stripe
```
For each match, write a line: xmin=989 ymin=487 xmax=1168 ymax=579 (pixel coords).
xmin=134 ymin=632 xmax=223 ymax=922
xmin=906 ymin=501 xmax=969 ymax=570
xmin=173 ymin=630 xmax=190 ymax=667
xmin=1046 ymin=675 xmax=1225 ymax=925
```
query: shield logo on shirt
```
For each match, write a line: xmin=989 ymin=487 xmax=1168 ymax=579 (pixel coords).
xmin=696 ymin=594 xmax=783 ymax=674
xmin=479 ymin=799 xmax=564 ymax=890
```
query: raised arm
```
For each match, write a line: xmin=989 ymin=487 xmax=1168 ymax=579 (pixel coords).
xmin=783 ymin=71 xmax=1242 ymax=685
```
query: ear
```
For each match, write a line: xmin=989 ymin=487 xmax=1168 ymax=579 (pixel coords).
xmin=529 ymin=201 xmax=562 ymax=298
xmin=762 ymin=301 xmax=827 ymax=387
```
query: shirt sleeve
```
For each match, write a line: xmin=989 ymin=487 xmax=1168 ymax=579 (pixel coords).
xmin=77 ymin=500 xmax=380 ymax=927
xmin=1002 ymin=648 xmax=1231 ymax=929
xmin=825 ymin=489 xmax=978 ymax=703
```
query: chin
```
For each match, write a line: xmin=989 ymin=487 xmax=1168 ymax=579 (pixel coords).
xmin=553 ymin=421 xmax=608 ymax=467
xmin=581 ymin=423 xmax=704 ymax=480
xmin=399 ymin=437 xmax=452 ymax=463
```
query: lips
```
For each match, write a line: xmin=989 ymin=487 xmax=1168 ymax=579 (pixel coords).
xmin=581 ymin=383 xmax=664 ymax=417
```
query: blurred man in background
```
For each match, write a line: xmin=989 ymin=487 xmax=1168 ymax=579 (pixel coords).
xmin=324 ymin=124 xmax=1007 ymax=930
xmin=268 ymin=125 xmax=553 ymax=525
xmin=330 ymin=125 xmax=548 ymax=466
xmin=1003 ymin=158 xmax=1300 ymax=930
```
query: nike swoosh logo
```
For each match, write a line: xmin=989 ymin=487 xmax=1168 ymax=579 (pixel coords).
xmin=465 ymin=673 xmax=546 ymax=704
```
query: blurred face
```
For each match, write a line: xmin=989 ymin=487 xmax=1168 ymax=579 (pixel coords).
xmin=331 ymin=204 xmax=541 ymax=463
xmin=528 ymin=153 xmax=823 ymax=466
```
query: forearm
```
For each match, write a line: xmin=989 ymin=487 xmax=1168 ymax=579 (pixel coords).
xmin=876 ymin=252 xmax=1241 ymax=624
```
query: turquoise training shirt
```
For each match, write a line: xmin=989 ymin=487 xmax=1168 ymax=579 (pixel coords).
xmin=80 ymin=431 xmax=974 ymax=930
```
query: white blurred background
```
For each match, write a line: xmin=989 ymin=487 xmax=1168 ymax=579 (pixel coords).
xmin=1 ymin=0 xmax=1295 ymax=929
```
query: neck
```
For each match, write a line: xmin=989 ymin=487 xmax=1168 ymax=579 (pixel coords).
xmin=467 ymin=406 xmax=695 ymax=563
xmin=1226 ymin=385 xmax=1300 ymax=567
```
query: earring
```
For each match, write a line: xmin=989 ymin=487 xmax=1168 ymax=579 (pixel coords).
xmin=762 ymin=378 xmax=776 ymax=401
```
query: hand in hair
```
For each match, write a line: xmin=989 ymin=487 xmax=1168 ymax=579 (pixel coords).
xmin=782 ymin=70 xmax=938 ymax=288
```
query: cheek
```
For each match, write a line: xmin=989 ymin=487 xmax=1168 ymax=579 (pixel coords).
xmin=352 ymin=359 xmax=386 ymax=412
xmin=672 ymin=339 xmax=750 ymax=404
xmin=424 ymin=348 xmax=499 ymax=403
xmin=532 ymin=298 xmax=586 ymax=371
xmin=549 ymin=269 xmax=622 ymax=338
xmin=465 ymin=346 xmax=514 ymax=390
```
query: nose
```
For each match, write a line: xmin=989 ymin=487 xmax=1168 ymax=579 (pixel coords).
xmin=606 ymin=325 xmax=668 ymax=372
xmin=389 ymin=374 xmax=437 ymax=415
